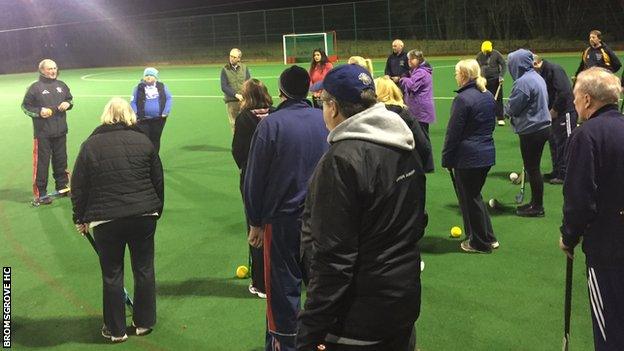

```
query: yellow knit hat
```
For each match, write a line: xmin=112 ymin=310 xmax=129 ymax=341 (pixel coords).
xmin=481 ymin=41 xmax=493 ymax=53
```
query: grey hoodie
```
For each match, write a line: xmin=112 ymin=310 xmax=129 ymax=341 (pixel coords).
xmin=504 ymin=49 xmax=551 ymax=135
xmin=328 ymin=103 xmax=415 ymax=150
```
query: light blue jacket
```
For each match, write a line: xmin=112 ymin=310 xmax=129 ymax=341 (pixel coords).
xmin=504 ymin=49 xmax=550 ymax=135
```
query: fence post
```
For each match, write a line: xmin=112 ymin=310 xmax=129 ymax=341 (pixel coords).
xmin=211 ymin=15 xmax=216 ymax=50
xmin=263 ymin=10 xmax=268 ymax=45
xmin=237 ymin=12 xmax=241 ymax=46
xmin=387 ymin=0 xmax=392 ymax=40
xmin=353 ymin=2 xmax=357 ymax=49
xmin=291 ymin=8 xmax=295 ymax=33
xmin=321 ymin=5 xmax=325 ymax=32
xmin=424 ymin=0 xmax=428 ymax=39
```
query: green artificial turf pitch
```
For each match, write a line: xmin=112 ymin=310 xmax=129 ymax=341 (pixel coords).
xmin=0 ymin=54 xmax=596 ymax=350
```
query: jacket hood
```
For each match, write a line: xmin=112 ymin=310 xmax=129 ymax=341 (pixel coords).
xmin=328 ymin=103 xmax=414 ymax=150
xmin=414 ymin=63 xmax=433 ymax=74
xmin=508 ymin=49 xmax=534 ymax=80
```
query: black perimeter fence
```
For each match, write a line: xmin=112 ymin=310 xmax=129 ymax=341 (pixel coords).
xmin=1 ymin=0 xmax=623 ymax=73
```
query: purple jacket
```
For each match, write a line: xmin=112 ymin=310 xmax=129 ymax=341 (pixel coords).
xmin=400 ymin=64 xmax=436 ymax=124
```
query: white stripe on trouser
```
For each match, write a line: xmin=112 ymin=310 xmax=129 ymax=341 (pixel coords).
xmin=588 ymin=267 xmax=607 ymax=341
xmin=565 ymin=112 xmax=572 ymax=137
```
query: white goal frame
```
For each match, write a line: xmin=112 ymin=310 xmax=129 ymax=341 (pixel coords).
xmin=282 ymin=32 xmax=328 ymax=65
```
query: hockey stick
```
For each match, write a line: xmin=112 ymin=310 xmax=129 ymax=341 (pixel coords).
xmin=515 ymin=167 xmax=526 ymax=204
xmin=494 ymin=81 xmax=502 ymax=100
xmin=562 ymin=255 xmax=573 ymax=351
xmin=84 ymin=231 xmax=134 ymax=309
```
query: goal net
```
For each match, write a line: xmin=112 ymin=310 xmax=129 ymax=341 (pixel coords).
xmin=282 ymin=31 xmax=337 ymax=65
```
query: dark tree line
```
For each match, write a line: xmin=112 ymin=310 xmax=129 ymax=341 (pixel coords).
xmin=389 ymin=0 xmax=624 ymax=42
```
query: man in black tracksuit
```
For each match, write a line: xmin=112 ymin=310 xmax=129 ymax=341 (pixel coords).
xmin=560 ymin=67 xmax=624 ymax=350
xmin=476 ymin=41 xmax=506 ymax=125
xmin=384 ymin=39 xmax=410 ymax=84
xmin=298 ymin=65 xmax=426 ymax=351
xmin=21 ymin=59 xmax=73 ymax=205
xmin=574 ymin=30 xmax=621 ymax=78
xmin=533 ymin=55 xmax=577 ymax=184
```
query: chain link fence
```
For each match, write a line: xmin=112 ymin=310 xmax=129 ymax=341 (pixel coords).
xmin=1 ymin=0 xmax=622 ymax=73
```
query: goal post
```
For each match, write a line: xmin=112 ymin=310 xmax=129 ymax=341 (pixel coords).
xmin=282 ymin=31 xmax=337 ymax=65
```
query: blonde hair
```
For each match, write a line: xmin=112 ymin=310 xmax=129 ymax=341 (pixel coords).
xmin=455 ymin=59 xmax=487 ymax=92
xmin=575 ymin=67 xmax=621 ymax=104
xmin=100 ymin=97 xmax=137 ymax=126
xmin=348 ymin=56 xmax=374 ymax=76
xmin=374 ymin=76 xmax=405 ymax=107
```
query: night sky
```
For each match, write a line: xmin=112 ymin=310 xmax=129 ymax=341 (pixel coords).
xmin=0 ymin=0 xmax=354 ymax=30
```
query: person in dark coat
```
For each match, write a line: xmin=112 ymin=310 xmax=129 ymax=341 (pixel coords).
xmin=374 ymin=75 xmax=434 ymax=173
xmin=476 ymin=41 xmax=506 ymax=125
xmin=231 ymin=78 xmax=274 ymax=299
xmin=574 ymin=30 xmax=621 ymax=78
xmin=297 ymin=64 xmax=426 ymax=351
xmin=244 ymin=66 xmax=328 ymax=351
xmin=560 ymin=67 xmax=624 ymax=351
xmin=442 ymin=59 xmax=498 ymax=253
xmin=533 ymin=55 xmax=577 ymax=184
xmin=71 ymin=97 xmax=164 ymax=343
xmin=384 ymin=39 xmax=410 ymax=84
xmin=21 ymin=59 xmax=73 ymax=206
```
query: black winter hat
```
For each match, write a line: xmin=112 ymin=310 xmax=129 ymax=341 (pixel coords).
xmin=278 ymin=65 xmax=310 ymax=100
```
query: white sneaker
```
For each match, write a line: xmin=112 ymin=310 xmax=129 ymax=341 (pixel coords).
xmin=420 ymin=260 xmax=425 ymax=272
xmin=101 ymin=325 xmax=128 ymax=343
xmin=132 ymin=322 xmax=153 ymax=336
xmin=491 ymin=241 xmax=500 ymax=249
xmin=497 ymin=120 xmax=506 ymax=126
xmin=248 ymin=285 xmax=267 ymax=299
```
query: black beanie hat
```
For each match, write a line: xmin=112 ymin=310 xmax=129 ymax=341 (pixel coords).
xmin=279 ymin=65 xmax=310 ymax=100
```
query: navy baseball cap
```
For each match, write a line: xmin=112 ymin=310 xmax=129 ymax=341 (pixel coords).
xmin=320 ymin=64 xmax=375 ymax=103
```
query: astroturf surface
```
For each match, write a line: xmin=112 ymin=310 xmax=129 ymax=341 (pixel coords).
xmin=0 ymin=53 xmax=596 ymax=350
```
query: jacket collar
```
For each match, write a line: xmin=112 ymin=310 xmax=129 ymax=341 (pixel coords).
xmin=588 ymin=104 xmax=619 ymax=120
xmin=275 ymin=99 xmax=312 ymax=111
xmin=455 ymin=80 xmax=477 ymax=94
xmin=90 ymin=123 xmax=141 ymax=136
xmin=39 ymin=75 xmax=56 ymax=83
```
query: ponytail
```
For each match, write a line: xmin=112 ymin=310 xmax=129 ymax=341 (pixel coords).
xmin=475 ymin=76 xmax=487 ymax=92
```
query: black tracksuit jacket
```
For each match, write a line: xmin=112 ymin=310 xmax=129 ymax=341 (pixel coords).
xmin=561 ymin=105 xmax=624 ymax=268
xmin=21 ymin=75 xmax=73 ymax=138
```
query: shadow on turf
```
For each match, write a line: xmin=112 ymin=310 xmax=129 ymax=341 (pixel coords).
xmin=419 ymin=236 xmax=462 ymax=254
xmin=12 ymin=315 xmax=105 ymax=347
xmin=158 ymin=278 xmax=256 ymax=299
xmin=181 ymin=144 xmax=230 ymax=152
xmin=0 ymin=188 xmax=32 ymax=203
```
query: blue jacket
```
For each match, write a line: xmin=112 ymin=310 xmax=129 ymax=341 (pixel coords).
xmin=384 ymin=51 xmax=409 ymax=77
xmin=442 ymin=81 xmax=496 ymax=169
xmin=130 ymin=81 xmax=172 ymax=119
xmin=561 ymin=104 xmax=624 ymax=268
xmin=504 ymin=49 xmax=551 ymax=135
xmin=244 ymin=99 xmax=328 ymax=226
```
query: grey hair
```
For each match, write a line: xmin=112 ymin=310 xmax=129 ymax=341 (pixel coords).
xmin=575 ymin=67 xmax=622 ymax=104
xmin=407 ymin=50 xmax=424 ymax=64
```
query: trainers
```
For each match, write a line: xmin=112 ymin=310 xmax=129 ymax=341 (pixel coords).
xmin=101 ymin=325 xmax=128 ymax=343
xmin=543 ymin=172 xmax=555 ymax=181
xmin=56 ymin=186 xmax=71 ymax=197
xmin=420 ymin=260 xmax=425 ymax=272
xmin=549 ymin=177 xmax=564 ymax=185
xmin=497 ymin=120 xmax=506 ymax=126
xmin=248 ymin=284 xmax=267 ymax=299
xmin=490 ymin=241 xmax=500 ymax=249
xmin=460 ymin=240 xmax=491 ymax=254
xmin=517 ymin=203 xmax=531 ymax=210
xmin=132 ymin=322 xmax=153 ymax=336
xmin=516 ymin=205 xmax=545 ymax=217
xmin=31 ymin=196 xmax=53 ymax=207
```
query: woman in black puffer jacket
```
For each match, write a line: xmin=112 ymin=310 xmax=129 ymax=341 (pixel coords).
xmin=71 ymin=97 xmax=164 ymax=343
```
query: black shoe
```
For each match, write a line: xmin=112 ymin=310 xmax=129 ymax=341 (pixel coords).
xmin=543 ymin=172 xmax=555 ymax=181
xmin=517 ymin=203 xmax=531 ymax=210
xmin=549 ymin=177 xmax=564 ymax=185
xmin=31 ymin=196 xmax=53 ymax=207
xmin=516 ymin=205 xmax=545 ymax=217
